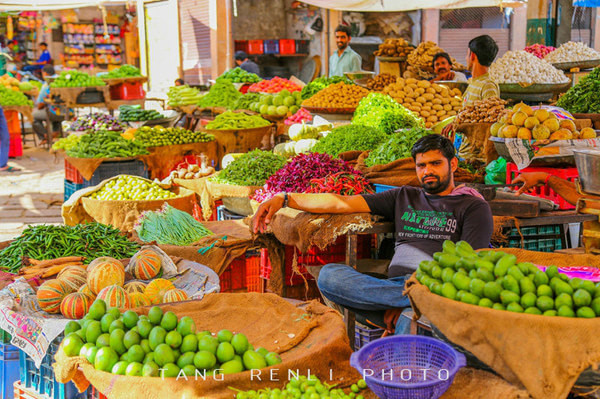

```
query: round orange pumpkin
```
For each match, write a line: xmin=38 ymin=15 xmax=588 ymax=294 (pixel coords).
xmin=144 ymin=278 xmax=175 ymax=304
xmin=37 ymin=279 xmax=73 ymax=314
xmin=57 ymin=266 xmax=87 ymax=292
xmin=130 ymin=248 xmax=162 ymax=280
xmin=87 ymin=260 xmax=125 ymax=295
xmin=96 ymin=285 xmax=130 ymax=309
xmin=60 ymin=292 xmax=91 ymax=319
xmin=162 ymin=289 xmax=189 ymax=303
xmin=128 ymin=292 xmax=152 ymax=308
xmin=124 ymin=281 xmax=147 ymax=295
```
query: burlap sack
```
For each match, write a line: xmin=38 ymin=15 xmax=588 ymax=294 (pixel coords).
xmin=208 ymin=125 xmax=274 ymax=164
xmin=53 ymin=294 xmax=363 ymax=399
xmin=455 ymin=122 xmax=498 ymax=164
xmin=441 ymin=368 xmax=531 ymax=398
xmin=173 ymin=176 xmax=214 ymax=221
xmin=62 ymin=176 xmax=196 ymax=232
xmin=406 ymin=248 xmax=600 ymax=399
xmin=338 ymin=151 xmax=364 ymax=168
xmin=355 ymin=153 xmax=421 ymax=187
xmin=65 ymin=155 xmax=137 ymax=181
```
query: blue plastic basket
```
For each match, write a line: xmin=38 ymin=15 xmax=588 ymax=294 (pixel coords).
xmin=64 ymin=180 xmax=85 ymax=202
xmin=350 ymin=335 xmax=466 ymax=399
xmin=0 ymin=343 xmax=20 ymax=399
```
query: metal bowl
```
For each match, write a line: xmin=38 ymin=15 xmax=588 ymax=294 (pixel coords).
xmin=436 ymin=81 xmax=469 ymax=94
xmin=573 ymin=149 xmax=600 ymax=195
xmin=344 ymin=71 xmax=376 ymax=82
xmin=552 ymin=59 xmax=600 ymax=71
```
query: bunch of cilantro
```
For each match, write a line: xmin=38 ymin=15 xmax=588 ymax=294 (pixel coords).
xmin=352 ymin=92 xmax=422 ymax=134
xmin=365 ymin=126 xmax=433 ymax=167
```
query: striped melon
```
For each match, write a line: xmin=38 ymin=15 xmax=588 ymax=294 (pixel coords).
xmin=124 ymin=281 xmax=147 ymax=295
xmin=162 ymin=289 xmax=189 ymax=303
xmin=60 ymin=292 xmax=92 ymax=319
xmin=144 ymin=278 xmax=175 ymax=304
xmin=128 ymin=292 xmax=152 ymax=308
xmin=130 ymin=248 xmax=162 ymax=280
xmin=87 ymin=260 xmax=125 ymax=295
xmin=57 ymin=266 xmax=87 ymax=291
xmin=37 ymin=279 xmax=73 ymax=314
xmin=78 ymin=283 xmax=95 ymax=300
xmin=86 ymin=257 xmax=123 ymax=274
xmin=96 ymin=285 xmax=130 ymax=309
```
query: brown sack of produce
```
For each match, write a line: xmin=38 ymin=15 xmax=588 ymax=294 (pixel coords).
xmin=355 ymin=152 xmax=421 ymax=187
xmin=406 ymin=248 xmax=600 ymax=399
xmin=455 ymin=122 xmax=499 ymax=164
xmin=53 ymin=293 xmax=363 ymax=399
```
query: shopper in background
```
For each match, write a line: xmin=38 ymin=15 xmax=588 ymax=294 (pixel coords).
xmin=33 ymin=65 xmax=63 ymax=145
xmin=174 ymin=78 xmax=185 ymax=86
xmin=234 ymin=51 xmax=260 ymax=76
xmin=462 ymin=35 xmax=499 ymax=106
xmin=328 ymin=25 xmax=362 ymax=77
xmin=0 ymin=106 xmax=19 ymax=172
xmin=430 ymin=52 xmax=467 ymax=83
xmin=23 ymin=42 xmax=52 ymax=73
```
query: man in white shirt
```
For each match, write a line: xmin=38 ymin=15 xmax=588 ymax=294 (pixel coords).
xmin=328 ymin=25 xmax=362 ymax=77
xmin=430 ymin=52 xmax=467 ymax=82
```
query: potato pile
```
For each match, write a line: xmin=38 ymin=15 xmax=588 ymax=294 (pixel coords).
xmin=366 ymin=74 xmax=397 ymax=91
xmin=454 ymin=97 xmax=508 ymax=124
xmin=374 ymin=38 xmax=413 ymax=58
xmin=301 ymin=82 xmax=370 ymax=109
xmin=491 ymin=102 xmax=598 ymax=140
xmin=382 ymin=78 xmax=462 ymax=128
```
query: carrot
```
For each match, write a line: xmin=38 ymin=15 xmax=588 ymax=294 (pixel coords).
xmin=18 ymin=262 xmax=83 ymax=275
xmin=41 ymin=264 xmax=78 ymax=278
xmin=33 ymin=256 xmax=84 ymax=268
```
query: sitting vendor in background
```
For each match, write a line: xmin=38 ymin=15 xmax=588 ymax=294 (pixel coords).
xmin=463 ymin=35 xmax=499 ymax=106
xmin=234 ymin=51 xmax=260 ymax=77
xmin=430 ymin=52 xmax=467 ymax=83
xmin=252 ymin=135 xmax=493 ymax=335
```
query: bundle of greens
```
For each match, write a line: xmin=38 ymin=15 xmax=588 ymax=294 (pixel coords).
xmin=312 ymin=124 xmax=386 ymax=157
xmin=230 ymin=92 xmax=262 ymax=110
xmin=210 ymin=149 xmax=286 ymax=186
xmin=217 ymin=67 xmax=261 ymax=83
xmin=352 ymin=92 xmax=423 ymax=134
xmin=556 ymin=67 xmax=600 ymax=114
xmin=300 ymin=76 xmax=354 ymax=100
xmin=365 ymin=126 xmax=433 ymax=167
xmin=198 ymin=79 xmax=241 ymax=108
xmin=135 ymin=204 xmax=213 ymax=246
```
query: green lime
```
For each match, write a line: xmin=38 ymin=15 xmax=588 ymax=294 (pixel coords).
xmin=533 ymin=271 xmax=549 ymax=287
xmin=194 ymin=350 xmax=217 ymax=369
xmin=569 ymin=277 xmax=584 ymax=290
xmin=177 ymin=351 xmax=195 ymax=369
xmin=555 ymin=293 xmax=573 ymax=309
xmin=140 ymin=339 xmax=151 ymax=354
xmin=492 ymin=303 xmax=505 ymax=311
xmin=143 ymin=352 xmax=154 ymax=364
xmin=123 ymin=311 xmax=139 ymax=329
xmin=536 ymin=296 xmax=554 ymax=312
xmin=154 ymin=343 xmax=175 ymax=367
xmin=176 ymin=316 xmax=196 ymax=337
xmin=160 ymin=312 xmax=178 ymax=331
xmin=127 ymin=344 xmax=146 ymax=363
xmin=483 ymin=281 xmax=502 ymax=302
xmin=460 ymin=293 xmax=480 ymax=305
xmin=577 ymin=306 xmax=596 ymax=318
xmin=182 ymin=364 xmax=197 ymax=378
xmin=441 ymin=283 xmax=457 ymax=300
xmin=109 ymin=329 xmax=127 ymax=355
xmin=519 ymin=277 xmax=536 ymax=295
xmin=456 ymin=290 xmax=467 ymax=302
xmin=126 ymin=362 xmax=143 ymax=376
xmin=502 ymin=275 xmax=520 ymax=295
xmin=265 ymin=352 xmax=282 ymax=366
xmin=557 ymin=305 xmax=576 ymax=318
xmin=148 ymin=306 xmax=163 ymax=325
xmin=441 ymin=268 xmax=454 ymax=283
xmin=62 ymin=334 xmax=84 ymax=357
xmin=543 ymin=310 xmax=557 ymax=316
xmin=520 ymin=292 xmax=537 ymax=309
xmin=478 ymin=298 xmax=493 ymax=308
xmin=87 ymin=300 xmax=107 ymax=321
xmin=591 ymin=298 xmax=600 ymax=316
xmin=574 ymin=289 xmax=592 ymax=308
xmin=166 ymin=331 xmax=182 ymax=349
xmin=469 ymin=278 xmax=485 ymax=298
xmin=221 ymin=359 xmax=244 ymax=374
xmin=506 ymin=303 xmax=524 ymax=313
xmin=137 ymin=320 xmax=153 ymax=339
xmin=111 ymin=361 xmax=129 ymax=375
xmin=255 ymin=347 xmax=269 ymax=357
xmin=500 ymin=290 xmax=519 ymax=306
xmin=243 ymin=350 xmax=267 ymax=370
xmin=231 ymin=334 xmax=249 ymax=355
xmin=65 ymin=321 xmax=81 ymax=336
xmin=124 ymin=330 xmax=141 ymax=350
xmin=580 ymin=280 xmax=596 ymax=296
xmin=524 ymin=307 xmax=542 ymax=315
xmin=108 ymin=307 xmax=121 ymax=319
xmin=149 ymin=326 xmax=167 ymax=350
xmin=197 ymin=335 xmax=219 ymax=354
xmin=537 ymin=284 xmax=553 ymax=297
xmin=216 ymin=342 xmax=235 ymax=363
xmin=180 ymin=335 xmax=198 ymax=353
xmin=546 ymin=266 xmax=559 ymax=279
xmin=94 ymin=347 xmax=119 ymax=372
xmin=96 ymin=333 xmax=110 ymax=348
xmin=217 ymin=329 xmax=234 ymax=343
xmin=79 ymin=343 xmax=94 ymax=357
xmin=100 ymin=314 xmax=115 ymax=333
xmin=161 ymin=363 xmax=180 ymax=378
xmin=142 ymin=361 xmax=159 ymax=377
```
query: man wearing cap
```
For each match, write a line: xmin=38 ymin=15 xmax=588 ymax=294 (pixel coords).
xmin=234 ymin=51 xmax=260 ymax=76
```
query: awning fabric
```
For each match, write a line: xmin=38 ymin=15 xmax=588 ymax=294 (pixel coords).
xmin=0 ymin=0 xmax=126 ymax=11
xmin=300 ymin=0 xmax=525 ymax=11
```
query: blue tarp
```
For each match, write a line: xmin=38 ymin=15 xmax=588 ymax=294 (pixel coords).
xmin=574 ymin=0 xmax=600 ymax=7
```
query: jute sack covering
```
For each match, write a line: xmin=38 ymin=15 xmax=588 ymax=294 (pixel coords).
xmin=355 ymin=153 xmax=421 ymax=187
xmin=440 ymin=367 xmax=531 ymax=399
xmin=64 ymin=155 xmax=137 ymax=181
xmin=53 ymin=293 xmax=363 ymax=399
xmin=406 ymin=247 xmax=600 ymax=399
xmin=338 ymin=151 xmax=364 ymax=168
xmin=139 ymin=141 xmax=218 ymax=180
xmin=62 ymin=176 xmax=195 ymax=232
xmin=456 ymin=122 xmax=498 ymax=164
xmin=173 ymin=175 xmax=214 ymax=221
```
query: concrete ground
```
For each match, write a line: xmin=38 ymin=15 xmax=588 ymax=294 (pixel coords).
xmin=0 ymin=145 xmax=64 ymax=242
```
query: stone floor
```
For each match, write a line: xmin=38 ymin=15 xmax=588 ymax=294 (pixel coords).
xmin=0 ymin=145 xmax=64 ymax=241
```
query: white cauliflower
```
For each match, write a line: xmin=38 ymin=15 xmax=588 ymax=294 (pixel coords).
xmin=489 ymin=50 xmax=569 ymax=84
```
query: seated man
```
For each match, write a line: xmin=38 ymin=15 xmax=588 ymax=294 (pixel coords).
xmin=23 ymin=42 xmax=52 ymax=73
xmin=430 ymin=52 xmax=467 ymax=83
xmin=33 ymin=65 xmax=63 ymax=145
xmin=252 ymin=135 xmax=493 ymax=334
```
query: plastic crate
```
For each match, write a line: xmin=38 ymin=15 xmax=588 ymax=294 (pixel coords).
xmin=109 ymin=81 xmax=145 ymax=100
xmin=506 ymin=224 xmax=563 ymax=252
xmin=87 ymin=386 xmax=106 ymax=399
xmin=220 ymin=252 xmax=261 ymax=293
xmin=82 ymin=160 xmax=148 ymax=187
xmin=279 ymin=39 xmax=295 ymax=55
xmin=19 ymin=335 xmax=85 ymax=399
xmin=0 ymin=343 xmax=20 ymax=399
xmin=246 ymin=252 xmax=262 ymax=293
xmin=234 ymin=40 xmax=249 ymax=53
xmin=355 ymin=323 xmax=385 ymax=351
xmin=64 ymin=180 xmax=85 ymax=202
xmin=260 ymin=235 xmax=372 ymax=286
xmin=295 ymin=39 xmax=309 ymax=54
xmin=217 ymin=205 xmax=244 ymax=221
xmin=247 ymin=40 xmax=264 ymax=55
xmin=373 ymin=184 xmax=399 ymax=193
xmin=14 ymin=381 xmax=44 ymax=399
xmin=5 ymin=110 xmax=21 ymax=136
xmin=506 ymin=162 xmax=578 ymax=210
xmin=64 ymin=160 xmax=84 ymax=184
xmin=263 ymin=40 xmax=279 ymax=54
xmin=9 ymin=135 xmax=22 ymax=158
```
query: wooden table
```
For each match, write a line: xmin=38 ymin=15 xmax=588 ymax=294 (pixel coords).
xmin=341 ymin=211 xmax=598 ymax=347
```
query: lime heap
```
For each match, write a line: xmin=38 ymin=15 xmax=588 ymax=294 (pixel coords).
xmin=61 ymin=300 xmax=283 ymax=377
xmin=418 ymin=240 xmax=600 ymax=318
xmin=50 ymin=71 xmax=106 ymax=88
xmin=248 ymin=90 xmax=303 ymax=117
xmin=0 ymin=85 xmax=34 ymax=106
xmin=233 ymin=375 xmax=368 ymax=399
xmin=133 ymin=126 xmax=214 ymax=147
xmin=90 ymin=176 xmax=178 ymax=201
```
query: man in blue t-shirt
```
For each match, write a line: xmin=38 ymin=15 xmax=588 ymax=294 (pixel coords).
xmin=23 ymin=42 xmax=52 ymax=72
xmin=252 ymin=135 xmax=493 ymax=335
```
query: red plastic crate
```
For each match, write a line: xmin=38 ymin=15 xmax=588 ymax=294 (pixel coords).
xmin=192 ymin=199 xmax=220 ymax=222
xmin=260 ymin=235 xmax=372 ymax=286
xmin=109 ymin=81 xmax=145 ymax=100
xmin=220 ymin=257 xmax=246 ymax=293
xmin=64 ymin=159 xmax=84 ymax=184
xmin=506 ymin=162 xmax=578 ymax=210
xmin=4 ymin=110 xmax=21 ymax=136
xmin=279 ymin=39 xmax=295 ymax=55
xmin=234 ymin=40 xmax=249 ymax=53
xmin=88 ymin=385 xmax=107 ymax=399
xmin=8 ymin=134 xmax=22 ymax=158
xmin=246 ymin=253 xmax=262 ymax=293
xmin=247 ymin=40 xmax=264 ymax=55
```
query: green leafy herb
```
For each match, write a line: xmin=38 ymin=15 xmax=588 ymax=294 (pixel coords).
xmin=135 ymin=204 xmax=213 ymax=246
xmin=365 ymin=126 xmax=433 ymax=167
xmin=312 ymin=125 xmax=387 ymax=158
xmin=352 ymin=92 xmax=423 ymax=134
xmin=556 ymin=67 xmax=600 ymax=114
xmin=210 ymin=149 xmax=286 ymax=186
xmin=198 ymin=79 xmax=242 ymax=108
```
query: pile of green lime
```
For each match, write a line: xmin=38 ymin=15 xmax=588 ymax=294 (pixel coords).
xmin=417 ymin=240 xmax=600 ymax=318
xmin=89 ymin=176 xmax=178 ymax=201
xmin=248 ymin=91 xmax=303 ymax=117
xmin=61 ymin=299 xmax=283 ymax=377
xmin=233 ymin=375 xmax=368 ymax=399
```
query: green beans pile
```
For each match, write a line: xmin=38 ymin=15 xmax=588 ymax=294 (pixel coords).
xmin=66 ymin=130 xmax=149 ymax=158
xmin=0 ymin=223 xmax=140 ymax=273
xmin=197 ymin=79 xmax=241 ymax=108
xmin=205 ymin=111 xmax=270 ymax=130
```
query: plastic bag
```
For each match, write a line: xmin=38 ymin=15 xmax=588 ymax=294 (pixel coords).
xmin=485 ymin=157 xmax=507 ymax=185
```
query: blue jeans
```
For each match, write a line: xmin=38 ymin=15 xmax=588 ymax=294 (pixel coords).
xmin=317 ymin=263 xmax=413 ymax=335
xmin=0 ymin=107 xmax=10 ymax=168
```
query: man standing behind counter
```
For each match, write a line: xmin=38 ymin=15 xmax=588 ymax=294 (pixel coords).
xmin=329 ymin=25 xmax=362 ymax=77
xmin=462 ymin=35 xmax=499 ymax=106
